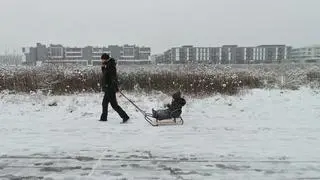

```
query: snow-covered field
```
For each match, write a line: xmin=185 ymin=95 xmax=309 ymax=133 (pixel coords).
xmin=1 ymin=88 xmax=320 ymax=180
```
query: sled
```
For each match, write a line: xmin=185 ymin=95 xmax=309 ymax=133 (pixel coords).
xmin=144 ymin=109 xmax=184 ymax=127
xmin=119 ymin=91 xmax=184 ymax=127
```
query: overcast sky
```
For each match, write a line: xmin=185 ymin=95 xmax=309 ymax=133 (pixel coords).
xmin=0 ymin=0 xmax=319 ymax=54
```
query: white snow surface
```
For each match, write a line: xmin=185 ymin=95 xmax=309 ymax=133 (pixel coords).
xmin=0 ymin=88 xmax=320 ymax=180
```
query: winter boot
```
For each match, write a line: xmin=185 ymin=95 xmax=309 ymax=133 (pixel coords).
xmin=122 ymin=116 xmax=130 ymax=123
xmin=99 ymin=114 xmax=107 ymax=121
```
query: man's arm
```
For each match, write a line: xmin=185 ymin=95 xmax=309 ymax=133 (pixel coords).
xmin=109 ymin=60 xmax=119 ymax=91
xmin=101 ymin=60 xmax=107 ymax=73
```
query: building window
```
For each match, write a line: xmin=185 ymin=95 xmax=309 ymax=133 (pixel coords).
xmin=123 ymin=48 xmax=134 ymax=57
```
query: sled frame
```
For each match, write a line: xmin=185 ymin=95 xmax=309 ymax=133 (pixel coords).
xmin=144 ymin=109 xmax=184 ymax=126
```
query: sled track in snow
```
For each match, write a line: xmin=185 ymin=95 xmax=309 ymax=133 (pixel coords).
xmin=1 ymin=155 xmax=320 ymax=163
xmin=2 ymin=155 xmax=320 ymax=179
xmin=0 ymin=156 xmax=320 ymax=164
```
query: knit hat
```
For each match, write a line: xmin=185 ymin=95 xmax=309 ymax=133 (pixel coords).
xmin=101 ymin=53 xmax=110 ymax=60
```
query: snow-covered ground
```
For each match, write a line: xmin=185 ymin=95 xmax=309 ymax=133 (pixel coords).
xmin=0 ymin=88 xmax=320 ymax=180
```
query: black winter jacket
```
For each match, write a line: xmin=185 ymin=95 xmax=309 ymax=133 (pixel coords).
xmin=166 ymin=92 xmax=186 ymax=111
xmin=101 ymin=58 xmax=119 ymax=92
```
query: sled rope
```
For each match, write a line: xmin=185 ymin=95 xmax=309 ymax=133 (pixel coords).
xmin=119 ymin=91 xmax=146 ymax=115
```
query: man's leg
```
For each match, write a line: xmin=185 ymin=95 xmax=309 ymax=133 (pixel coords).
xmin=100 ymin=92 xmax=109 ymax=121
xmin=109 ymin=91 xmax=129 ymax=122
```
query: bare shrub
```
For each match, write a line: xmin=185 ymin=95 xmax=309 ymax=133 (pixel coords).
xmin=0 ymin=63 xmax=319 ymax=96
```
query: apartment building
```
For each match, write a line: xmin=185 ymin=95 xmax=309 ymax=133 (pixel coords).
xmin=253 ymin=45 xmax=291 ymax=63
xmin=64 ymin=47 xmax=83 ymax=60
xmin=157 ymin=45 xmax=291 ymax=64
xmin=221 ymin=45 xmax=238 ymax=64
xmin=22 ymin=43 xmax=151 ymax=65
xmin=290 ymin=45 xmax=320 ymax=63
xmin=91 ymin=46 xmax=111 ymax=60
xmin=22 ymin=43 xmax=48 ymax=65
xmin=0 ymin=54 xmax=23 ymax=65
xmin=48 ymin=44 xmax=64 ymax=60
xmin=138 ymin=47 xmax=152 ymax=60
xmin=161 ymin=46 xmax=216 ymax=64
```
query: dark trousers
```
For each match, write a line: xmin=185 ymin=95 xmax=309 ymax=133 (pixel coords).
xmin=100 ymin=90 xmax=129 ymax=121
xmin=156 ymin=109 xmax=171 ymax=120
xmin=153 ymin=108 xmax=182 ymax=120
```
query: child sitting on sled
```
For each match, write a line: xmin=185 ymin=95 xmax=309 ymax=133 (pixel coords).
xmin=152 ymin=91 xmax=186 ymax=120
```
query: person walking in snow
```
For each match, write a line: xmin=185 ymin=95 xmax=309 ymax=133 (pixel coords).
xmin=99 ymin=53 xmax=129 ymax=123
